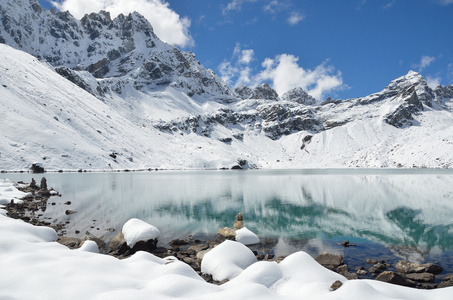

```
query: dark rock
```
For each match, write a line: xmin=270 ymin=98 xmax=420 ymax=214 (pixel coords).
xmin=395 ymin=260 xmax=443 ymax=275
xmin=281 ymin=87 xmax=316 ymax=105
xmin=375 ymin=271 xmax=414 ymax=287
xmin=233 ymin=212 xmax=244 ymax=229
xmin=168 ymin=239 xmax=189 ymax=246
xmin=355 ymin=266 xmax=368 ymax=276
xmin=369 ymin=263 xmax=387 ymax=274
xmin=188 ymin=243 xmax=209 ymax=253
xmin=419 ymin=283 xmax=437 ymax=289
xmin=366 ymin=259 xmax=380 ymax=265
xmin=330 ymin=280 xmax=343 ymax=291
xmin=65 ymin=210 xmax=77 ymax=215
xmin=438 ymin=277 xmax=453 ymax=288
xmin=252 ymin=83 xmax=279 ymax=101
xmin=406 ymin=272 xmax=435 ymax=283
xmin=58 ymin=236 xmax=83 ymax=249
xmin=337 ymin=264 xmax=359 ymax=280
xmin=315 ymin=252 xmax=344 ymax=270
xmin=31 ymin=163 xmax=44 ymax=173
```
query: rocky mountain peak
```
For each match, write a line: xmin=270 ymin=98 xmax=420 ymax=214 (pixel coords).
xmin=281 ymin=87 xmax=317 ymax=105
xmin=234 ymin=83 xmax=279 ymax=100
xmin=0 ymin=0 xmax=236 ymax=102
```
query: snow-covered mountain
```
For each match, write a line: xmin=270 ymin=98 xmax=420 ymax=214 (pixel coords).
xmin=1 ymin=0 xmax=453 ymax=171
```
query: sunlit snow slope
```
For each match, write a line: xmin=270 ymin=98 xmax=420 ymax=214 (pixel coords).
xmin=0 ymin=44 xmax=285 ymax=170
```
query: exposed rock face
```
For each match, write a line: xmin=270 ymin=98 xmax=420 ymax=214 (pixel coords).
xmin=315 ymin=252 xmax=344 ymax=270
xmin=235 ymin=83 xmax=279 ymax=101
xmin=234 ymin=84 xmax=254 ymax=100
xmin=282 ymin=87 xmax=317 ymax=105
xmin=434 ymin=85 xmax=453 ymax=100
xmin=252 ymin=83 xmax=279 ymax=100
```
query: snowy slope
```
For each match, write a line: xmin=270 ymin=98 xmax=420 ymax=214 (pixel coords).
xmin=1 ymin=0 xmax=453 ymax=171
xmin=0 ymin=44 xmax=289 ymax=171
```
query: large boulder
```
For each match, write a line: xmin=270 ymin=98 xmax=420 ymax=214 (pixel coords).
xmin=395 ymin=260 xmax=443 ymax=275
xmin=376 ymin=271 xmax=414 ymax=287
xmin=315 ymin=252 xmax=344 ymax=270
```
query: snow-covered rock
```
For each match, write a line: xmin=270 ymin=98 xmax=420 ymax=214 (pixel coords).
xmin=282 ymin=86 xmax=317 ymax=105
xmin=78 ymin=240 xmax=99 ymax=253
xmin=201 ymin=240 xmax=257 ymax=281
xmin=122 ymin=218 xmax=161 ymax=248
xmin=235 ymin=227 xmax=260 ymax=245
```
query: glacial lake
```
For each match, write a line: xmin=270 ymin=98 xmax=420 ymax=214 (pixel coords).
xmin=4 ymin=169 xmax=453 ymax=281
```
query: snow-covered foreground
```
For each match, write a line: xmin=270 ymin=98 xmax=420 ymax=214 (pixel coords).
xmin=1 ymin=179 xmax=452 ymax=300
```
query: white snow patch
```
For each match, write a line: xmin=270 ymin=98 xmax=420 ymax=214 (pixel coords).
xmin=201 ymin=240 xmax=258 ymax=281
xmin=235 ymin=226 xmax=260 ymax=245
xmin=78 ymin=240 xmax=99 ymax=253
xmin=0 ymin=179 xmax=28 ymax=204
xmin=122 ymin=218 xmax=161 ymax=248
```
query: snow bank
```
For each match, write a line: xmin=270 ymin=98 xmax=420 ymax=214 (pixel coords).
xmin=1 ymin=180 xmax=453 ymax=299
xmin=122 ymin=218 xmax=161 ymax=248
xmin=201 ymin=240 xmax=258 ymax=281
xmin=235 ymin=226 xmax=260 ymax=245
xmin=0 ymin=178 xmax=28 ymax=204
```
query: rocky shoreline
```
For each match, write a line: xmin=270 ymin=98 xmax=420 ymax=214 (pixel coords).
xmin=5 ymin=178 xmax=453 ymax=289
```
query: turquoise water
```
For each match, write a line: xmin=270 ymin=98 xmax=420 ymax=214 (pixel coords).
xmin=4 ymin=169 xmax=453 ymax=279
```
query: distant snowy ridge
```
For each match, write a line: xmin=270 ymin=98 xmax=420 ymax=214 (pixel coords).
xmin=1 ymin=0 xmax=453 ymax=170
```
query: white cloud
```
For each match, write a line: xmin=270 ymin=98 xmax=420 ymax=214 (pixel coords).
xmin=448 ymin=63 xmax=453 ymax=84
xmin=263 ymin=0 xmax=289 ymax=13
xmin=426 ymin=76 xmax=442 ymax=89
xmin=223 ymin=0 xmax=257 ymax=15
xmin=439 ymin=0 xmax=453 ymax=5
xmin=412 ymin=55 xmax=435 ymax=72
xmin=239 ymin=49 xmax=255 ymax=64
xmin=287 ymin=11 xmax=305 ymax=25
xmin=382 ymin=1 xmax=394 ymax=10
xmin=52 ymin=0 xmax=193 ymax=47
xmin=256 ymin=54 xmax=343 ymax=100
xmin=220 ymin=43 xmax=254 ymax=85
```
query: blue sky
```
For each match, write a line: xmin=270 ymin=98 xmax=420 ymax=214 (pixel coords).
xmin=40 ymin=0 xmax=453 ymax=100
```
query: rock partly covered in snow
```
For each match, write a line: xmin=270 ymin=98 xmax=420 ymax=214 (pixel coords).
xmin=122 ymin=218 xmax=161 ymax=248
xmin=201 ymin=240 xmax=258 ymax=281
xmin=282 ymin=87 xmax=317 ymax=105
xmin=235 ymin=227 xmax=260 ymax=245
xmin=0 ymin=179 xmax=28 ymax=205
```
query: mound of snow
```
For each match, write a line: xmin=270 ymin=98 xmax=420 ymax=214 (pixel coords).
xmin=0 ymin=179 xmax=28 ymax=205
xmin=78 ymin=240 xmax=99 ymax=253
xmin=235 ymin=226 xmax=260 ymax=245
xmin=201 ymin=240 xmax=257 ymax=281
xmin=122 ymin=218 xmax=161 ymax=248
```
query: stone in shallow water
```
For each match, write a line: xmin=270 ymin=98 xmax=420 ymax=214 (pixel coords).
xmin=315 ymin=252 xmax=344 ymax=270
xmin=375 ymin=271 xmax=413 ymax=287
xmin=406 ymin=272 xmax=435 ymax=283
